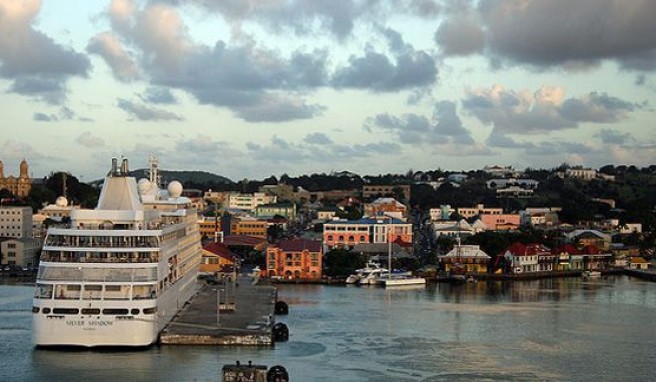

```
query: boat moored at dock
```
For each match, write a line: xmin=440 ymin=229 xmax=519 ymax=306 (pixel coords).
xmin=32 ymin=157 xmax=202 ymax=347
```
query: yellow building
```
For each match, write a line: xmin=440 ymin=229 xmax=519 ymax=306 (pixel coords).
xmin=0 ymin=159 xmax=32 ymax=198
xmin=201 ymin=242 xmax=236 ymax=274
xmin=230 ymin=217 xmax=268 ymax=239
xmin=198 ymin=216 xmax=222 ymax=239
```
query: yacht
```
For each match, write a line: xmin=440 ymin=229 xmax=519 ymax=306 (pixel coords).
xmin=32 ymin=157 xmax=202 ymax=347
xmin=346 ymin=262 xmax=386 ymax=284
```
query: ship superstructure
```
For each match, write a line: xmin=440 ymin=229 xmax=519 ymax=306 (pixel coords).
xmin=32 ymin=157 xmax=201 ymax=347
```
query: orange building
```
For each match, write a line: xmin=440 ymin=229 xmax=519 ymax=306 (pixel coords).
xmin=230 ymin=217 xmax=268 ymax=239
xmin=198 ymin=216 xmax=222 ymax=239
xmin=266 ymin=239 xmax=322 ymax=280
xmin=201 ymin=242 xmax=236 ymax=274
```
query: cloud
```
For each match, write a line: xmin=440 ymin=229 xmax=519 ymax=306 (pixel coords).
xmin=76 ymin=132 xmax=105 ymax=148
xmin=117 ymin=98 xmax=184 ymax=121
xmin=463 ymin=85 xmax=638 ymax=135
xmin=33 ymin=113 xmax=54 ymax=122
xmin=87 ymin=32 xmax=140 ymax=82
xmin=168 ymin=0 xmax=441 ymax=40
xmin=332 ymin=28 xmax=437 ymax=91
xmin=529 ymin=141 xmax=596 ymax=156
xmin=0 ymin=0 xmax=90 ymax=103
xmin=139 ymin=87 xmax=177 ymax=104
xmin=595 ymin=129 xmax=631 ymax=145
xmin=432 ymin=0 xmax=656 ymax=71
xmin=304 ymin=132 xmax=333 ymax=145
xmin=364 ymin=100 xmax=488 ymax=155
xmin=97 ymin=1 xmax=329 ymax=122
xmin=434 ymin=1 xmax=484 ymax=57
xmin=31 ymin=107 xmax=83 ymax=122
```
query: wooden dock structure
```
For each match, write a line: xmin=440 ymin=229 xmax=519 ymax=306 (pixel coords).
xmin=160 ymin=276 xmax=277 ymax=346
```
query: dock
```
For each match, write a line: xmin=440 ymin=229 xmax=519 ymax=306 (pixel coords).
xmin=160 ymin=276 xmax=277 ymax=346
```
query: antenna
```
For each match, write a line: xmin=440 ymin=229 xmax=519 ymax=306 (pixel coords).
xmin=62 ymin=173 xmax=67 ymax=198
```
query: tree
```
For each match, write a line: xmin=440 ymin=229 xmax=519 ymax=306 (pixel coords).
xmin=323 ymin=248 xmax=364 ymax=277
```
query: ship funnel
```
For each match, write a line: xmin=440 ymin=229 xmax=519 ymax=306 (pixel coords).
xmin=111 ymin=157 xmax=118 ymax=176
xmin=121 ymin=158 xmax=129 ymax=175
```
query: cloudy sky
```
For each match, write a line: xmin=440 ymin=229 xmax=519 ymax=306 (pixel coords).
xmin=0 ymin=0 xmax=654 ymax=182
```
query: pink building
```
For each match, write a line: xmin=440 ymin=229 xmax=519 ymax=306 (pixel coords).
xmin=480 ymin=214 xmax=520 ymax=231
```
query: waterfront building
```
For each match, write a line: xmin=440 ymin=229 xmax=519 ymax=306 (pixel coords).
xmin=0 ymin=159 xmax=32 ymax=198
xmin=266 ymin=239 xmax=322 ymax=279
xmin=579 ymin=245 xmax=612 ymax=271
xmin=0 ymin=206 xmax=33 ymax=238
xmin=323 ymin=216 xmax=412 ymax=250
xmin=0 ymin=236 xmax=41 ymax=268
xmin=440 ymin=245 xmax=490 ymax=274
xmin=629 ymin=257 xmax=649 ymax=270
xmin=502 ymin=243 xmax=551 ymax=274
xmin=551 ymin=244 xmax=580 ymax=271
xmin=363 ymin=197 xmax=408 ymax=221
xmin=201 ymin=242 xmax=236 ymax=275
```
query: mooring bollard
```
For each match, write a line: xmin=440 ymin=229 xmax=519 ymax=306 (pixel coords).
xmin=274 ymin=301 xmax=288 ymax=315
xmin=272 ymin=322 xmax=289 ymax=342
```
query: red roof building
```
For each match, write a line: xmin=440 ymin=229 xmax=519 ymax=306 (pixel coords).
xmin=201 ymin=242 xmax=237 ymax=274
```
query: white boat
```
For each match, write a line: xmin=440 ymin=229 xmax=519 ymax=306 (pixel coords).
xmin=358 ymin=264 xmax=389 ymax=285
xmin=378 ymin=275 xmax=427 ymax=287
xmin=377 ymin=226 xmax=426 ymax=288
xmin=345 ymin=262 xmax=386 ymax=284
xmin=583 ymin=270 xmax=601 ymax=278
xmin=32 ymin=157 xmax=202 ymax=347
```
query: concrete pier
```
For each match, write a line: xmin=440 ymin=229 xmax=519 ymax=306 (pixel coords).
xmin=160 ymin=276 xmax=277 ymax=346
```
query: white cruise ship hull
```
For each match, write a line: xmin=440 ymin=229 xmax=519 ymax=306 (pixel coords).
xmin=32 ymin=270 xmax=198 ymax=347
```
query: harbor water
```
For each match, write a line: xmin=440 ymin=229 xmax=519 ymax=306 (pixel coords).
xmin=1 ymin=276 xmax=655 ymax=381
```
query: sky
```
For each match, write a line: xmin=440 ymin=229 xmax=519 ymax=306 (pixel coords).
xmin=0 ymin=0 xmax=655 ymax=183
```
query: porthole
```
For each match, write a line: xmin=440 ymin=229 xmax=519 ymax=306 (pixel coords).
xmin=42 ymin=307 xmax=51 ymax=314
xmin=131 ymin=308 xmax=139 ymax=315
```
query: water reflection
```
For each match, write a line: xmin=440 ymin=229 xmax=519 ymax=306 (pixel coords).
xmin=2 ymin=276 xmax=656 ymax=381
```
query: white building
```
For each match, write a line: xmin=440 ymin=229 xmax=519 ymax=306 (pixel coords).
xmin=1 ymin=237 xmax=41 ymax=268
xmin=227 ymin=192 xmax=277 ymax=211
xmin=0 ymin=206 xmax=33 ymax=238
xmin=566 ymin=168 xmax=597 ymax=180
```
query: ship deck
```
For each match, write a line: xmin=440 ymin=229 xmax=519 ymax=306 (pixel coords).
xmin=159 ymin=275 xmax=277 ymax=346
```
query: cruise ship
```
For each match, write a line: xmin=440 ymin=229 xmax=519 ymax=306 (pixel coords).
xmin=32 ymin=157 xmax=202 ymax=347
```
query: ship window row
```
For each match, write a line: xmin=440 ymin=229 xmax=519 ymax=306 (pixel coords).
xmin=37 ymin=266 xmax=157 ymax=282
xmin=34 ymin=283 xmax=157 ymax=300
xmin=32 ymin=307 xmax=157 ymax=315
xmin=41 ymin=250 xmax=159 ymax=264
xmin=45 ymin=235 xmax=159 ymax=248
